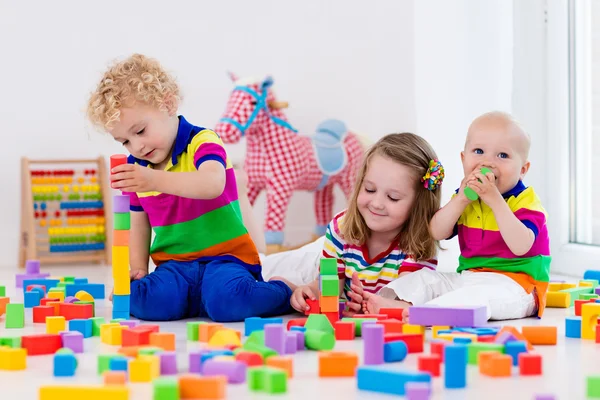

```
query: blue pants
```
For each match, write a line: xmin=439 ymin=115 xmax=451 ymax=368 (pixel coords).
xmin=130 ymin=259 xmax=293 ymax=322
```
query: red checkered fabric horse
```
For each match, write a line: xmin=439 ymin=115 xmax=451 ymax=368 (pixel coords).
xmin=214 ymin=75 xmax=365 ymax=247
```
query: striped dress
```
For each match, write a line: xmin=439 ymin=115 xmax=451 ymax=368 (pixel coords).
xmin=322 ymin=210 xmax=438 ymax=295
xmin=125 ymin=116 xmax=261 ymax=274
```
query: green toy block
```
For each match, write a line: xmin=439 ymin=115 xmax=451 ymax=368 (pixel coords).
xmin=242 ymin=342 xmax=277 ymax=359
xmin=319 ymin=258 xmax=338 ymax=276
xmin=97 ymin=354 xmax=119 ymax=375
xmin=114 ymin=212 xmax=130 ymax=230
xmin=320 ymin=275 xmax=339 ymax=297
xmin=63 ymin=276 xmax=75 ymax=284
xmin=90 ymin=317 xmax=105 ymax=337
xmin=304 ymin=314 xmax=334 ymax=334
xmin=304 ymin=330 xmax=335 ymax=351
xmin=0 ymin=285 xmax=5 ymax=297
xmin=246 ymin=330 xmax=265 ymax=346
xmin=187 ymin=321 xmax=204 ymax=341
xmin=580 ymin=294 xmax=599 ymax=301
xmin=153 ymin=377 xmax=179 ymax=400
xmin=49 ymin=287 xmax=66 ymax=295
xmin=560 ymin=287 xmax=594 ymax=306
xmin=342 ymin=317 xmax=373 ymax=336
xmin=56 ymin=282 xmax=68 ymax=288
xmin=0 ymin=337 xmax=21 ymax=348
xmin=588 ymin=376 xmax=600 ymax=398
xmin=111 ymin=318 xmax=126 ymax=323
xmin=264 ymin=367 xmax=287 ymax=394
xmin=467 ymin=342 xmax=505 ymax=365
xmin=5 ymin=303 xmax=24 ymax=329
xmin=138 ymin=347 xmax=163 ymax=356
xmin=248 ymin=366 xmax=265 ymax=391
xmin=580 ymin=279 xmax=599 ymax=288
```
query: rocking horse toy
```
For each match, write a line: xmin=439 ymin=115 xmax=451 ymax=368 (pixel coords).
xmin=214 ymin=74 xmax=366 ymax=252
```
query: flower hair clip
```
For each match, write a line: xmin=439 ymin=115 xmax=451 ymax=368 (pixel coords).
xmin=422 ymin=159 xmax=445 ymax=191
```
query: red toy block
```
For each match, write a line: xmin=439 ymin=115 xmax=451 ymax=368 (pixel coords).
xmin=377 ymin=319 xmax=404 ymax=334
xmin=305 ymin=298 xmax=320 ymax=315
xmin=394 ymin=333 xmax=423 ymax=353
xmin=235 ymin=351 xmax=263 ymax=366
xmin=334 ymin=321 xmax=355 ymax=340
xmin=354 ymin=314 xmax=388 ymax=320
xmin=40 ymin=298 xmax=58 ymax=306
xmin=21 ymin=334 xmax=62 ymax=355
xmin=58 ymin=303 xmax=94 ymax=320
xmin=518 ymin=353 xmax=542 ymax=375
xmin=429 ymin=340 xmax=447 ymax=362
xmin=33 ymin=305 xmax=55 ymax=323
xmin=596 ymin=324 xmax=600 ymax=344
xmin=122 ymin=326 xmax=154 ymax=347
xmin=478 ymin=335 xmax=496 ymax=343
xmin=418 ymin=354 xmax=441 ymax=376
xmin=26 ymin=285 xmax=46 ymax=295
xmin=323 ymin=311 xmax=339 ymax=324
xmin=380 ymin=307 xmax=404 ymax=321
xmin=286 ymin=318 xmax=307 ymax=330
xmin=575 ymin=299 xmax=595 ymax=316
xmin=384 ymin=333 xmax=405 ymax=343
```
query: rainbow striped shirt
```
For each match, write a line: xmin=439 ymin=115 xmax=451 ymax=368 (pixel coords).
xmin=322 ymin=210 xmax=438 ymax=295
xmin=452 ymin=181 xmax=551 ymax=316
xmin=125 ymin=116 xmax=261 ymax=273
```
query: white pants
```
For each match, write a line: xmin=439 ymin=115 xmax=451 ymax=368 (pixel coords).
xmin=259 ymin=236 xmax=325 ymax=286
xmin=379 ymin=268 xmax=538 ymax=321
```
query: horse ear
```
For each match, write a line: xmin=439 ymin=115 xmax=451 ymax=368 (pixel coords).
xmin=227 ymin=71 xmax=238 ymax=82
xmin=261 ymin=76 xmax=274 ymax=92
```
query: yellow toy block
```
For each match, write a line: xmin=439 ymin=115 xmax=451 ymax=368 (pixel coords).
xmin=100 ymin=323 xmax=121 ymax=344
xmin=75 ymin=290 xmax=94 ymax=302
xmin=579 ymin=280 xmax=595 ymax=288
xmin=208 ymin=329 xmax=242 ymax=347
xmin=130 ymin=355 xmax=159 ymax=382
xmin=113 ymin=276 xmax=130 ymax=296
xmin=47 ymin=291 xmax=65 ymax=302
xmin=0 ymin=347 xmax=27 ymax=370
xmin=546 ymin=292 xmax=571 ymax=308
xmin=112 ymin=246 xmax=129 ymax=276
xmin=548 ymin=282 xmax=562 ymax=292
xmin=103 ymin=326 xmax=128 ymax=346
xmin=581 ymin=303 xmax=600 ymax=340
xmin=561 ymin=283 xmax=577 ymax=290
xmin=432 ymin=326 xmax=451 ymax=339
xmin=39 ymin=386 xmax=129 ymax=400
xmin=46 ymin=316 xmax=66 ymax=335
xmin=403 ymin=324 xmax=425 ymax=335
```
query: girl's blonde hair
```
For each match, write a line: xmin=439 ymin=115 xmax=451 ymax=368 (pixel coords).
xmin=341 ymin=133 xmax=442 ymax=261
xmin=86 ymin=54 xmax=181 ymax=130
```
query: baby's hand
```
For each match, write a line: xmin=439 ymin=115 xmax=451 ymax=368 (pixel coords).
xmin=111 ymin=163 xmax=156 ymax=193
xmin=468 ymin=169 xmax=502 ymax=206
xmin=290 ymin=285 xmax=319 ymax=313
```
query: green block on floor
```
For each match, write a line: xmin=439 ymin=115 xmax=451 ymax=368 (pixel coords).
xmin=90 ymin=317 xmax=105 ymax=337
xmin=264 ymin=367 xmax=287 ymax=394
xmin=248 ymin=366 xmax=265 ymax=391
xmin=467 ymin=342 xmax=505 ymax=365
xmin=111 ymin=318 xmax=126 ymax=323
xmin=246 ymin=330 xmax=265 ymax=346
xmin=242 ymin=342 xmax=276 ymax=359
xmin=97 ymin=354 xmax=119 ymax=375
xmin=63 ymin=277 xmax=75 ymax=284
xmin=49 ymin=287 xmax=66 ymax=295
xmin=138 ymin=347 xmax=162 ymax=356
xmin=153 ymin=377 xmax=179 ymax=400
xmin=319 ymin=258 xmax=338 ymax=276
xmin=0 ymin=286 xmax=5 ymax=297
xmin=304 ymin=314 xmax=334 ymax=334
xmin=5 ymin=303 xmax=24 ymax=329
xmin=587 ymin=376 xmax=600 ymax=398
xmin=304 ymin=330 xmax=335 ymax=351
xmin=56 ymin=282 xmax=68 ymax=288
xmin=342 ymin=317 xmax=373 ymax=336
xmin=320 ymin=275 xmax=339 ymax=297
xmin=0 ymin=337 xmax=21 ymax=348
xmin=560 ymin=287 xmax=594 ymax=306
xmin=187 ymin=321 xmax=204 ymax=341
xmin=114 ymin=212 xmax=130 ymax=230
xmin=580 ymin=294 xmax=599 ymax=301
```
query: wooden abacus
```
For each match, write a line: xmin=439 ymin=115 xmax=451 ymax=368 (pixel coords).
xmin=19 ymin=157 xmax=112 ymax=267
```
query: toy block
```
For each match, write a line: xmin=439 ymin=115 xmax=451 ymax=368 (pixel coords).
xmin=22 ymin=334 xmax=62 ymax=355
xmin=109 ymin=356 xmax=128 ymax=372
xmin=377 ymin=318 xmax=403 ymax=334
xmin=243 ymin=317 xmax=283 ymax=336
xmin=454 ymin=337 xmax=473 ymax=344
xmin=323 ymin=311 xmax=339 ymax=324
xmin=496 ymin=326 xmax=533 ymax=349
xmin=0 ymin=296 xmax=10 ymax=315
xmin=24 ymin=290 xmax=42 ymax=308
xmin=575 ymin=299 xmax=595 ymax=316
xmin=106 ymin=325 xmax=128 ymax=346
xmin=74 ymin=290 xmax=94 ymax=301
xmin=334 ymin=320 xmax=355 ymax=340
xmin=0 ymin=337 xmax=21 ymax=348
xmin=179 ymin=374 xmax=226 ymax=399
xmin=99 ymin=322 xmax=120 ymax=342
xmin=548 ymin=282 xmax=562 ymax=291
xmin=98 ymin=354 xmax=120 ymax=375
xmin=363 ymin=324 xmax=384 ymax=365
xmin=560 ymin=286 xmax=593 ymax=306
xmin=405 ymin=382 xmax=431 ymax=400
xmin=286 ymin=318 xmax=307 ymax=330
xmin=241 ymin=342 xmax=278 ymax=360
xmin=66 ymin=283 xmax=105 ymax=299
xmin=25 ymin=259 xmax=41 ymax=274
xmin=199 ymin=322 xmax=224 ymax=342
xmin=403 ymin=323 xmax=426 ymax=335
xmin=430 ymin=340 xmax=447 ymax=362
xmin=250 ymin=366 xmax=287 ymax=394
xmin=357 ymin=366 xmax=431 ymax=396
xmin=112 ymin=311 xmax=129 ymax=320
xmin=139 ymin=346 xmax=163 ymax=356
xmin=320 ymin=275 xmax=339 ymax=297
xmin=0 ymin=285 xmax=4 ymax=297
xmin=417 ymin=354 xmax=441 ymax=376
xmin=393 ymin=333 xmax=423 ymax=353
xmin=588 ymin=376 xmax=600 ymax=398
xmin=149 ymin=332 xmax=176 ymax=351
xmin=0 ymin=347 xmax=27 ymax=370
xmin=319 ymin=258 xmax=338 ymax=275
xmin=47 ymin=291 xmax=65 ymax=302
xmin=505 ymin=341 xmax=528 ymax=365
xmin=46 ymin=316 xmax=66 ymax=334
xmin=153 ymin=377 xmax=179 ymax=399
xmin=480 ymin=353 xmax=512 ymax=377
xmin=444 ymin=345 xmax=467 ymax=388
xmin=467 ymin=342 xmax=504 ymax=365
xmin=114 ymin=212 xmax=130 ymax=230
xmin=565 ymin=316 xmax=582 ymax=338
xmin=581 ymin=294 xmax=599 ymax=301
xmin=16 ymin=273 xmax=51 ymax=288
xmin=264 ymin=324 xmax=285 ymax=354
xmin=380 ymin=307 xmax=404 ymax=321
xmin=22 ymin=278 xmax=59 ymax=292
xmin=208 ymin=329 xmax=241 ymax=347
xmin=305 ymin=298 xmax=320 ymax=315
xmin=581 ymin=303 xmax=600 ymax=339
xmin=90 ymin=317 xmax=105 ymax=336
xmin=40 ymin=297 xmax=59 ymax=306
xmin=408 ymin=305 xmax=487 ymax=327
xmin=246 ymin=330 xmax=266 ymax=346
xmin=384 ymin=340 xmax=408 ymax=362
xmin=159 ymin=352 xmax=178 ymax=375
xmin=202 ymin=359 xmax=247 ymax=383
xmin=288 ymin=330 xmax=305 ymax=351
xmin=187 ymin=321 xmax=204 ymax=340
xmin=304 ymin=329 xmax=335 ymax=351
xmin=519 ymin=352 xmax=542 ymax=375
xmin=5 ymin=303 xmax=24 ymax=329
xmin=305 ymin=313 xmax=334 ymax=333
xmin=521 ymin=326 xmax=557 ymax=345
xmin=318 ymin=351 xmax=358 ymax=377
xmin=61 ymin=332 xmax=84 ymax=353
xmin=584 ymin=270 xmax=600 ymax=282
xmin=113 ymin=230 xmax=130 ymax=246
xmin=104 ymin=371 xmax=127 ymax=385
xmin=284 ymin=333 xmax=298 ymax=353
xmin=579 ymin=279 xmax=599 ymax=288
xmin=320 ymin=295 xmax=339 ymax=312
xmin=38 ymin=386 xmax=129 ymax=399
xmin=266 ymin=355 xmax=293 ymax=378
xmin=546 ymin=291 xmax=570 ymax=308
xmin=68 ymin=319 xmax=93 ymax=338
xmin=130 ymin=355 xmax=159 ymax=382
xmin=122 ymin=325 xmax=153 ymax=346
xmin=112 ymin=294 xmax=130 ymax=312
xmin=235 ymin=351 xmax=263 ymax=367
xmin=54 ymin=348 xmax=77 ymax=377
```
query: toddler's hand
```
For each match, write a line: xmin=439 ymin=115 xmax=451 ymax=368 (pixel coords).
xmin=343 ymin=272 xmax=365 ymax=317
xmin=468 ymin=169 xmax=502 ymax=206
xmin=111 ymin=163 xmax=156 ymax=192
xmin=290 ymin=285 xmax=319 ymax=313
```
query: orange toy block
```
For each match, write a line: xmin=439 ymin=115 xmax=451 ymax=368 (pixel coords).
xmin=318 ymin=351 xmax=359 ymax=377
xmin=319 ymin=295 xmax=338 ymax=312
xmin=497 ymin=326 xmax=532 ymax=350
xmin=149 ymin=332 xmax=176 ymax=351
xmin=0 ymin=297 xmax=10 ymax=315
xmin=199 ymin=323 xmax=224 ymax=342
xmin=266 ymin=355 xmax=294 ymax=378
xmin=480 ymin=353 xmax=512 ymax=377
xmin=178 ymin=374 xmax=226 ymax=399
xmin=521 ymin=326 xmax=557 ymax=345
xmin=104 ymin=370 xmax=127 ymax=385
xmin=112 ymin=230 xmax=130 ymax=246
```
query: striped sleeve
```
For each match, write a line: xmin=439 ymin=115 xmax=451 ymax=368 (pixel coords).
xmin=398 ymin=255 xmax=438 ymax=273
xmin=190 ymin=129 xmax=227 ymax=169
xmin=510 ymin=188 xmax=547 ymax=239
xmin=322 ymin=217 xmax=346 ymax=278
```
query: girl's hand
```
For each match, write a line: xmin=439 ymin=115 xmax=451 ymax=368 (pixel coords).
xmin=290 ymin=285 xmax=319 ymax=313
xmin=343 ymin=272 xmax=365 ymax=317
xmin=111 ymin=164 xmax=156 ymax=192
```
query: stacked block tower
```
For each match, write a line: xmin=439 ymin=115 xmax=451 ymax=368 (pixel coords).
xmin=110 ymin=155 xmax=130 ymax=320
xmin=319 ymin=258 xmax=340 ymax=323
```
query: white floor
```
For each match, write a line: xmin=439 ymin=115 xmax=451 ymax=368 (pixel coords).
xmin=0 ymin=264 xmax=593 ymax=400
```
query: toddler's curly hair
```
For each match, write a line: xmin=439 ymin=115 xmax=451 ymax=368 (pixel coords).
xmin=86 ymin=54 xmax=181 ymax=130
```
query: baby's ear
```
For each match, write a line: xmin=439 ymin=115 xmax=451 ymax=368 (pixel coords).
xmin=520 ymin=160 xmax=531 ymax=178
xmin=164 ymin=93 xmax=179 ymax=116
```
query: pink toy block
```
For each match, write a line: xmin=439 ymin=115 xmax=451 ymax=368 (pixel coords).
xmin=408 ymin=305 xmax=487 ymax=327
xmin=363 ymin=324 xmax=384 ymax=365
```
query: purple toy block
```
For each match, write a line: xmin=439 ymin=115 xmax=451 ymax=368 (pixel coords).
xmin=15 ymin=273 xmax=51 ymax=288
xmin=264 ymin=323 xmax=285 ymax=354
xmin=188 ymin=349 xmax=213 ymax=374
xmin=595 ymin=287 xmax=600 ymax=296
xmin=60 ymin=331 xmax=84 ymax=353
xmin=408 ymin=305 xmax=487 ymax=327
xmin=119 ymin=320 xmax=138 ymax=329
xmin=494 ymin=331 xmax=518 ymax=345
xmin=113 ymin=195 xmax=130 ymax=213
xmin=285 ymin=333 xmax=297 ymax=354
xmin=201 ymin=359 xmax=247 ymax=383
xmin=287 ymin=330 xmax=305 ymax=351
xmin=160 ymin=352 xmax=178 ymax=375
xmin=25 ymin=260 xmax=40 ymax=274
xmin=362 ymin=324 xmax=384 ymax=365
xmin=64 ymin=296 xmax=78 ymax=303
xmin=338 ymin=301 xmax=345 ymax=318
xmin=405 ymin=382 xmax=431 ymax=400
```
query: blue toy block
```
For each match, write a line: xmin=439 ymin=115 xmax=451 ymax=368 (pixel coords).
xmin=112 ymin=310 xmax=130 ymax=320
xmin=383 ymin=341 xmax=408 ymax=363
xmin=73 ymin=278 xmax=88 ymax=284
xmin=22 ymin=279 xmax=60 ymax=292
xmin=244 ymin=317 xmax=283 ymax=336
xmin=112 ymin=295 xmax=130 ymax=312
xmin=109 ymin=356 xmax=128 ymax=372
xmin=444 ymin=344 xmax=467 ymax=389
xmin=357 ymin=366 xmax=431 ymax=396
xmin=453 ymin=337 xmax=472 ymax=344
xmin=290 ymin=326 xmax=306 ymax=332
xmin=65 ymin=283 xmax=105 ymax=299
xmin=53 ymin=353 xmax=77 ymax=377
xmin=68 ymin=319 xmax=93 ymax=338
xmin=24 ymin=291 xmax=42 ymax=308
xmin=565 ymin=316 xmax=582 ymax=338
xmin=504 ymin=341 xmax=528 ymax=365
xmin=584 ymin=270 xmax=600 ymax=282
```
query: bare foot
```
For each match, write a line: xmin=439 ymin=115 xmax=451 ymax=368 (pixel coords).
xmin=362 ymin=293 xmax=411 ymax=320
xmin=269 ymin=276 xmax=298 ymax=291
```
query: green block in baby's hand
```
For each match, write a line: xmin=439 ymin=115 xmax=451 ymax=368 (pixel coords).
xmin=464 ymin=167 xmax=493 ymax=201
